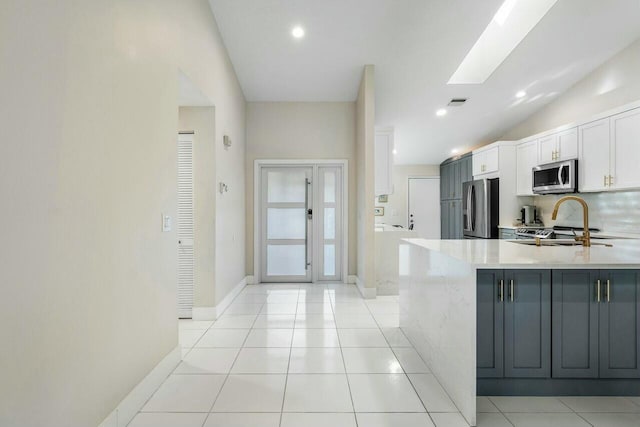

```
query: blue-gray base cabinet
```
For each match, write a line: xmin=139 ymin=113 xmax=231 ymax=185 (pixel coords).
xmin=477 ymin=268 xmax=640 ymax=395
xmin=477 ymin=269 xmax=551 ymax=379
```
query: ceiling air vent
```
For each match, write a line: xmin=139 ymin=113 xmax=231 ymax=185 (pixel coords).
xmin=448 ymin=98 xmax=467 ymax=107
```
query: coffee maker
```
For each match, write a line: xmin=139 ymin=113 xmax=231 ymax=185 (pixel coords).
xmin=521 ymin=205 xmax=537 ymax=225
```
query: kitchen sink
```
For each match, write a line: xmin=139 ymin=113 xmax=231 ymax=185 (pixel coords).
xmin=507 ymin=239 xmax=613 ymax=247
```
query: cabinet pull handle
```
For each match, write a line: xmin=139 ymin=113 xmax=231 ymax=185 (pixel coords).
xmin=596 ymin=280 xmax=601 ymax=303
xmin=604 ymin=175 xmax=608 ymax=187
xmin=609 ymin=175 xmax=614 ymax=186
xmin=510 ymin=279 xmax=514 ymax=302
xmin=606 ymin=279 xmax=611 ymax=303
xmin=499 ymin=280 xmax=504 ymax=302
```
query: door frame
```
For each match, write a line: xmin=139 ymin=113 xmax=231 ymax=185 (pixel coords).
xmin=406 ymin=175 xmax=440 ymax=231
xmin=254 ymin=159 xmax=349 ymax=284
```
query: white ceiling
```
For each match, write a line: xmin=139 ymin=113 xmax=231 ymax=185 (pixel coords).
xmin=208 ymin=0 xmax=640 ymax=164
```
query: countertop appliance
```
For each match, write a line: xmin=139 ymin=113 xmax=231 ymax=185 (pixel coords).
xmin=521 ymin=205 xmax=537 ymax=225
xmin=463 ymin=178 xmax=499 ymax=239
xmin=532 ymin=159 xmax=577 ymax=194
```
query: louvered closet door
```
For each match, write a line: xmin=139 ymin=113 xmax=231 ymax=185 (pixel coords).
xmin=177 ymin=134 xmax=194 ymax=318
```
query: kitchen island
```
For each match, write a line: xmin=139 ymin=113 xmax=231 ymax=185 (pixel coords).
xmin=399 ymin=238 xmax=640 ymax=426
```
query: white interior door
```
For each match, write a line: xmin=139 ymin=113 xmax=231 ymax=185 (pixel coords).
xmin=408 ymin=177 xmax=441 ymax=239
xmin=261 ymin=166 xmax=313 ymax=283
xmin=177 ymin=133 xmax=194 ymax=318
xmin=259 ymin=163 xmax=345 ymax=283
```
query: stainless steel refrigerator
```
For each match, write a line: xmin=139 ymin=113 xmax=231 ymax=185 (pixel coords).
xmin=462 ymin=178 xmax=499 ymax=239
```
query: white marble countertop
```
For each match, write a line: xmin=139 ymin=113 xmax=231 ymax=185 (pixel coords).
xmin=403 ymin=238 xmax=640 ymax=269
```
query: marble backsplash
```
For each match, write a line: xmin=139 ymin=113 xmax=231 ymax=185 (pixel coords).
xmin=532 ymin=191 xmax=640 ymax=234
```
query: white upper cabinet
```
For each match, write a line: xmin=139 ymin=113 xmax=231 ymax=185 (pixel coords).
xmin=516 ymin=140 xmax=538 ymax=196
xmin=375 ymin=127 xmax=394 ymax=196
xmin=610 ymin=107 xmax=640 ymax=190
xmin=473 ymin=146 xmax=499 ymax=176
xmin=538 ymin=134 xmax=556 ymax=165
xmin=579 ymin=118 xmax=611 ymax=192
xmin=557 ymin=128 xmax=578 ymax=161
xmin=537 ymin=128 xmax=578 ymax=164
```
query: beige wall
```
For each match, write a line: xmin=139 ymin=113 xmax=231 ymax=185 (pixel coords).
xmin=502 ymin=38 xmax=640 ymax=140
xmin=375 ymin=165 xmax=440 ymax=228
xmin=0 ymin=1 xmax=245 ymax=426
xmin=356 ymin=65 xmax=376 ymax=290
xmin=178 ymin=108 xmax=216 ymax=308
xmin=245 ymin=102 xmax=357 ymax=276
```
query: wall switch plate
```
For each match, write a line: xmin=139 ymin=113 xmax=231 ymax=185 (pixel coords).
xmin=162 ymin=214 xmax=171 ymax=232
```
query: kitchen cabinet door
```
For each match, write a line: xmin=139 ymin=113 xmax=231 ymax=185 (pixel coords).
xmin=440 ymin=201 xmax=449 ymax=239
xmin=538 ymin=134 xmax=556 ymax=165
xmin=448 ymin=200 xmax=460 ymax=239
xmin=579 ymin=118 xmax=611 ymax=192
xmin=504 ymin=269 xmax=551 ymax=378
xmin=610 ymin=108 xmax=640 ymax=191
xmin=557 ymin=128 xmax=578 ymax=161
xmin=484 ymin=147 xmax=499 ymax=175
xmin=516 ymin=140 xmax=537 ymax=196
xmin=599 ymin=270 xmax=640 ymax=379
xmin=551 ymin=270 xmax=600 ymax=378
xmin=472 ymin=152 xmax=484 ymax=177
xmin=440 ymin=163 xmax=448 ymax=201
xmin=477 ymin=270 xmax=505 ymax=378
xmin=451 ymin=160 xmax=461 ymax=199
xmin=461 ymin=155 xmax=472 ymax=186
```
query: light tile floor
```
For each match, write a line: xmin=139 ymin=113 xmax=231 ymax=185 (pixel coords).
xmin=129 ymin=284 xmax=640 ymax=427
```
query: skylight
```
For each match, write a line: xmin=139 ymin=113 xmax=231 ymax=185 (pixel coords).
xmin=448 ymin=0 xmax=558 ymax=85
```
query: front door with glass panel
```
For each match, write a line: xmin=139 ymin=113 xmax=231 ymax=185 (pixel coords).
xmin=260 ymin=164 xmax=343 ymax=283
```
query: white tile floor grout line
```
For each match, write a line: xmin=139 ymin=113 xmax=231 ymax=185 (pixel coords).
xmin=131 ymin=284 xmax=640 ymax=427
xmin=278 ymin=290 xmax=299 ymax=427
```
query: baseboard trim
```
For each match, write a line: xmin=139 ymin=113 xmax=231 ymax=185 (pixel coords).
xmin=98 ymin=346 xmax=181 ymax=427
xmin=213 ymin=276 xmax=248 ymax=319
xmin=246 ymin=275 xmax=255 ymax=285
xmin=355 ymin=276 xmax=377 ymax=299
xmin=347 ymin=275 xmax=357 ymax=284
xmin=192 ymin=306 xmax=216 ymax=321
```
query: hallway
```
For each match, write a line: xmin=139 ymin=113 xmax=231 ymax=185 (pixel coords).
xmin=128 ymin=284 xmax=640 ymax=427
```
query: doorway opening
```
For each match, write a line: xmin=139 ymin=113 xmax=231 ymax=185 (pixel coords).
xmin=254 ymin=160 xmax=348 ymax=284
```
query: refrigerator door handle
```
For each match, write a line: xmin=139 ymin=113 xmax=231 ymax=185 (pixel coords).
xmin=470 ymin=184 xmax=476 ymax=232
xmin=465 ymin=186 xmax=472 ymax=231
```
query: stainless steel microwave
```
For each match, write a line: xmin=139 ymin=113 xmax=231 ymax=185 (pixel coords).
xmin=532 ymin=159 xmax=577 ymax=194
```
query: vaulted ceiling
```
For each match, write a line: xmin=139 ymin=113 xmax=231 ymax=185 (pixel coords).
xmin=209 ymin=0 xmax=640 ymax=164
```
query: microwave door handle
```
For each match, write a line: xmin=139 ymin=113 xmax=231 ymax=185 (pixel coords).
xmin=558 ymin=165 xmax=563 ymax=185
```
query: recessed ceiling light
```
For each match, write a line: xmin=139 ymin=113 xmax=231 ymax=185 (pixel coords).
xmin=436 ymin=109 xmax=447 ymax=117
xmin=392 ymin=149 xmax=398 ymax=155
xmin=448 ymin=0 xmax=558 ymax=84
xmin=292 ymin=26 xmax=305 ymax=39
xmin=516 ymin=90 xmax=527 ymax=98
xmin=451 ymin=148 xmax=460 ymax=154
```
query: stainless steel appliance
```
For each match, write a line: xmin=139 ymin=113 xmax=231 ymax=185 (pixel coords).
xmin=463 ymin=178 xmax=499 ymax=239
xmin=532 ymin=159 xmax=577 ymax=194
xmin=521 ymin=205 xmax=537 ymax=225
xmin=515 ymin=228 xmax=555 ymax=239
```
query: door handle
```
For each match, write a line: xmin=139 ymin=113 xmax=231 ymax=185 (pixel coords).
xmin=558 ymin=165 xmax=563 ymax=185
xmin=304 ymin=178 xmax=310 ymax=270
